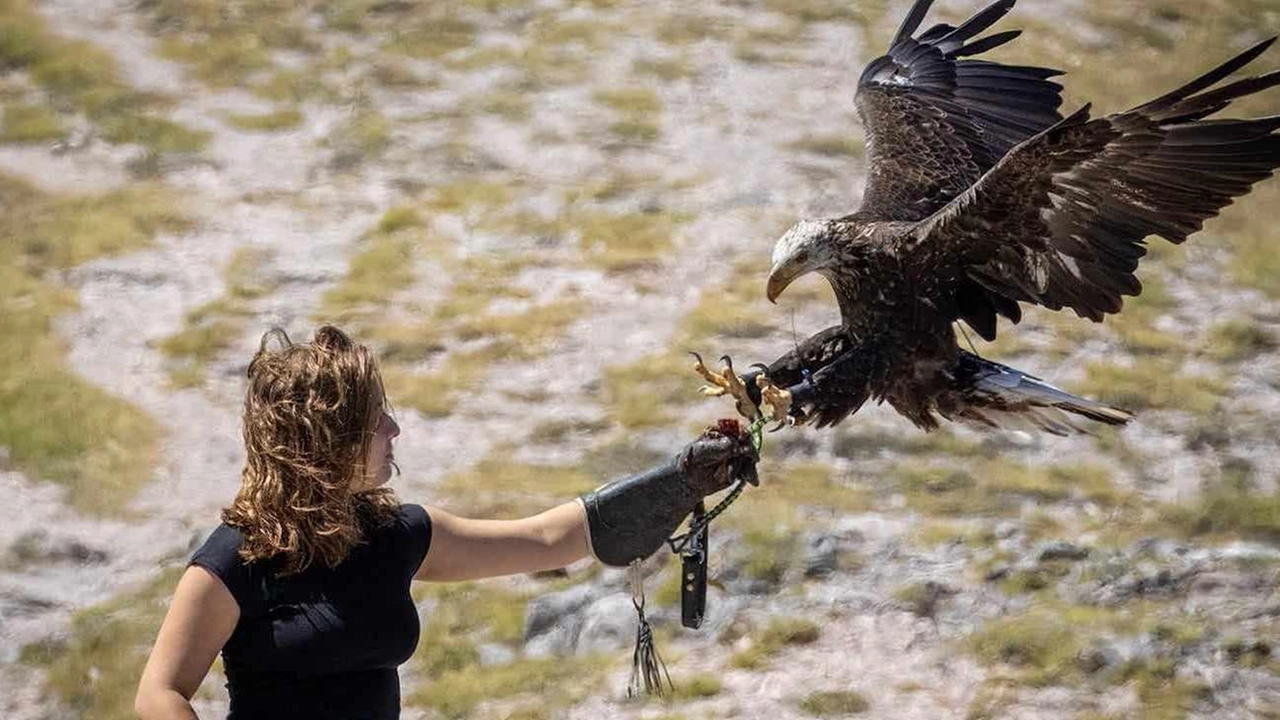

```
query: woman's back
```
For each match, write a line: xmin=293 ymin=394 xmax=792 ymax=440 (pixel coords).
xmin=191 ymin=504 xmax=432 ymax=720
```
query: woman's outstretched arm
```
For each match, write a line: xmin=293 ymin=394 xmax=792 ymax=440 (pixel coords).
xmin=414 ymin=500 xmax=590 ymax=582
xmin=135 ymin=566 xmax=239 ymax=719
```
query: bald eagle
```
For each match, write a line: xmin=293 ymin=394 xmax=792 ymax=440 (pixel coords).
xmin=698 ymin=0 xmax=1280 ymax=436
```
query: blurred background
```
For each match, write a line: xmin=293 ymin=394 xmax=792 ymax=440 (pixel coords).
xmin=1 ymin=0 xmax=1278 ymax=718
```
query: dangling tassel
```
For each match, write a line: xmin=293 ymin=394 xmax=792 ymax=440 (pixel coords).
xmin=627 ymin=559 xmax=672 ymax=698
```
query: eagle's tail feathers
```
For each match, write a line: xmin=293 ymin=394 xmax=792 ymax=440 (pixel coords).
xmin=952 ymin=352 xmax=1134 ymax=434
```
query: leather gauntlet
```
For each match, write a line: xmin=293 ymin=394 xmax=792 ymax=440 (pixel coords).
xmin=579 ymin=430 xmax=758 ymax=567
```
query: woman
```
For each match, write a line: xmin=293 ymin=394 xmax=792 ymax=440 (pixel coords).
xmin=134 ymin=326 xmax=757 ymax=720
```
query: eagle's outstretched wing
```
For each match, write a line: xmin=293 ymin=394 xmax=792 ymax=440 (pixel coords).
xmin=854 ymin=0 xmax=1064 ymax=223
xmin=916 ymin=37 xmax=1280 ymax=323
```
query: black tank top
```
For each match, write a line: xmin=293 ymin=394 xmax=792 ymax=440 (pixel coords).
xmin=189 ymin=504 xmax=433 ymax=720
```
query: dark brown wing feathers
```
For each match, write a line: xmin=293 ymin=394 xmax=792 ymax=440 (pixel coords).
xmin=923 ymin=38 xmax=1280 ymax=323
xmin=855 ymin=0 xmax=1064 ymax=223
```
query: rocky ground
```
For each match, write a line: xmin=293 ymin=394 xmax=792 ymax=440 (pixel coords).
xmin=1 ymin=0 xmax=1279 ymax=719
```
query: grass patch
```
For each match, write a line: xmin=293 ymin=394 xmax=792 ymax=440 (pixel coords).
xmin=0 ymin=101 xmax=64 ymax=143
xmin=910 ymin=520 xmax=997 ymax=549
xmin=832 ymin=426 xmax=987 ymax=460
xmin=593 ymin=87 xmax=662 ymax=116
xmin=21 ymin=567 xmax=184 ymax=720
xmin=326 ymin=106 xmax=391 ymax=169
xmin=965 ymin=600 xmax=1210 ymax=715
xmin=319 ymin=232 xmax=416 ymax=321
xmin=893 ymin=459 xmax=1130 ymax=519
xmin=141 ymin=0 xmax=313 ymax=88
xmin=594 ymin=87 xmax=662 ymax=144
xmin=1070 ymin=361 xmax=1225 ymax=416
xmin=410 ymin=653 xmax=605 ymax=718
xmin=436 ymin=452 xmax=597 ymax=517
xmin=1157 ymin=483 xmax=1280 ymax=545
xmin=786 ymin=134 xmax=865 ymax=158
xmin=0 ymin=0 xmax=207 ymax=157
xmin=454 ymin=299 xmax=587 ymax=347
xmin=608 ymin=118 xmax=661 ymax=144
xmin=799 ymin=690 xmax=870 ymax=716
xmin=376 ymin=205 xmax=425 ymax=234
xmin=384 ymin=13 xmax=476 ymax=60
xmin=1204 ymin=319 xmax=1277 ymax=363
xmin=428 ymin=178 xmax=513 ymax=217
xmin=156 ymin=247 xmax=276 ymax=387
xmin=730 ymin=616 xmax=821 ymax=670
xmin=632 ymin=55 xmax=695 ymax=81
xmin=0 ymin=174 xmax=187 ymax=512
xmin=680 ymin=260 xmax=777 ymax=340
xmin=224 ymin=107 xmax=303 ymax=132
xmin=764 ymin=0 xmax=861 ymax=23
xmin=670 ymin=672 xmax=723 ymax=699
xmin=1226 ymin=183 xmax=1280 ymax=297
xmin=566 ymin=209 xmax=686 ymax=272
xmin=601 ymin=351 xmax=702 ymax=429
xmin=407 ymin=580 xmax=610 ymax=718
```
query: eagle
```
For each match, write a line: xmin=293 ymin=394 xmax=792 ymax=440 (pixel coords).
xmin=696 ymin=0 xmax=1280 ymax=436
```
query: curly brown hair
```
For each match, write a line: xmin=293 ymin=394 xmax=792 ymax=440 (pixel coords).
xmin=223 ymin=325 xmax=401 ymax=576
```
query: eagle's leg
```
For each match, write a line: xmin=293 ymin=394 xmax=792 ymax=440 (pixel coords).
xmin=690 ymin=352 xmax=760 ymax=421
xmin=749 ymin=371 xmax=797 ymax=429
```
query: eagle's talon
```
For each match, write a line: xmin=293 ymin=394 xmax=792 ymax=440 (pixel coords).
xmin=689 ymin=351 xmax=763 ymax=421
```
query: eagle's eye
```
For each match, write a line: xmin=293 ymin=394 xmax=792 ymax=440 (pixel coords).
xmin=794 ymin=249 xmax=811 ymax=265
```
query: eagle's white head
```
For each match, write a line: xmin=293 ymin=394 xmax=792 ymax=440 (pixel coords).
xmin=766 ymin=219 xmax=839 ymax=303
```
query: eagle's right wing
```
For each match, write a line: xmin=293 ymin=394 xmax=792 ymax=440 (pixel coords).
xmin=854 ymin=0 xmax=1064 ymax=222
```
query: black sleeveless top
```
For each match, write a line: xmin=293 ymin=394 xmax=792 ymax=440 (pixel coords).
xmin=189 ymin=504 xmax=433 ymax=720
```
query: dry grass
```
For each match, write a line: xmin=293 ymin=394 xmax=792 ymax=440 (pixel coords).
xmin=224 ymin=107 xmax=303 ymax=132
xmin=0 ymin=0 xmax=207 ymax=157
xmin=566 ymin=209 xmax=687 ymax=272
xmin=1070 ymin=361 xmax=1225 ymax=416
xmin=20 ymin=567 xmax=184 ymax=720
xmin=407 ymin=580 xmax=611 ymax=718
xmin=0 ymin=174 xmax=190 ymax=512
xmin=0 ymin=101 xmax=64 ymax=143
xmin=156 ymin=247 xmax=276 ymax=387
xmin=891 ymin=459 xmax=1131 ymax=519
xmin=799 ymin=690 xmax=870 ymax=716
xmin=326 ymin=105 xmax=392 ymax=169
xmin=140 ymin=0 xmax=314 ymax=88
xmin=729 ymin=616 xmax=821 ymax=670
xmin=600 ymin=351 xmax=703 ymax=429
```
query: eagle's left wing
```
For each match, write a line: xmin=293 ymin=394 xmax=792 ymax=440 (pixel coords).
xmin=854 ymin=0 xmax=1064 ymax=223
xmin=915 ymin=38 xmax=1280 ymax=325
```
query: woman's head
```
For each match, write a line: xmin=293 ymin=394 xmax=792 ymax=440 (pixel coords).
xmin=223 ymin=325 xmax=401 ymax=575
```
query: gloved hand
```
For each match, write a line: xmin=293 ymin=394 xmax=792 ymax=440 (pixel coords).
xmin=676 ymin=423 xmax=760 ymax=494
xmin=579 ymin=422 xmax=759 ymax=567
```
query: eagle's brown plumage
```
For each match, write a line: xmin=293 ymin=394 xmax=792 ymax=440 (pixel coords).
xmin=749 ymin=0 xmax=1280 ymax=435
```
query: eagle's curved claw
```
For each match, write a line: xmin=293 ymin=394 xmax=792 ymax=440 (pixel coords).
xmin=690 ymin=351 xmax=762 ymax=421
xmin=754 ymin=374 xmax=794 ymax=425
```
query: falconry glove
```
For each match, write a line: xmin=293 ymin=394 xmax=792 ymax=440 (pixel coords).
xmin=579 ymin=431 xmax=758 ymax=568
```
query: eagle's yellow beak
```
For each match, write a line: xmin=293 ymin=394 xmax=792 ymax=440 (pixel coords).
xmin=766 ymin=262 xmax=801 ymax=303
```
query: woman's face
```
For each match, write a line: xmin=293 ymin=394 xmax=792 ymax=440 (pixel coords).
xmin=359 ymin=409 xmax=400 ymax=490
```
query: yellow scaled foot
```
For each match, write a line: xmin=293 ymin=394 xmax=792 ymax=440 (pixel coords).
xmin=756 ymin=375 xmax=795 ymax=427
xmin=690 ymin=352 xmax=760 ymax=421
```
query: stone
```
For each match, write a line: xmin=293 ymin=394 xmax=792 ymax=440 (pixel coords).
xmin=1035 ymin=540 xmax=1090 ymax=562
xmin=523 ymin=583 xmax=599 ymax=641
xmin=576 ymin=594 xmax=635 ymax=654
